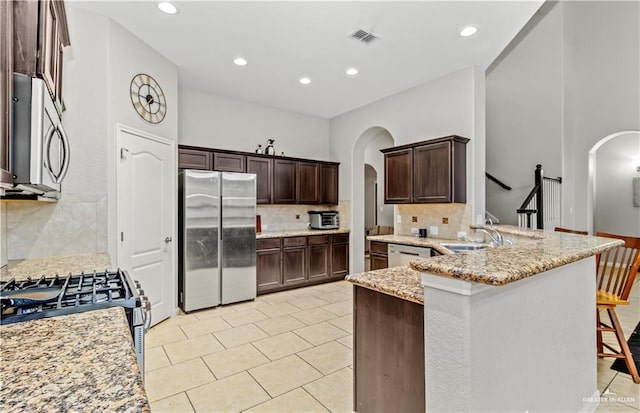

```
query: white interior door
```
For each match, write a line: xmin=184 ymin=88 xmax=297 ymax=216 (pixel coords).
xmin=117 ymin=125 xmax=175 ymax=326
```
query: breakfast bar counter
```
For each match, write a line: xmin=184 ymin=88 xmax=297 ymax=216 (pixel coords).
xmin=346 ymin=226 xmax=624 ymax=413
xmin=0 ymin=307 xmax=150 ymax=412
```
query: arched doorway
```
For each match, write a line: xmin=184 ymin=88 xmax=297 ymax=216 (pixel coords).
xmin=350 ymin=126 xmax=394 ymax=273
xmin=588 ymin=130 xmax=640 ymax=235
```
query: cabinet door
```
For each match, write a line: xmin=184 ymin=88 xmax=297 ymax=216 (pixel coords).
xmin=282 ymin=247 xmax=306 ymax=285
xmin=384 ymin=149 xmax=413 ymax=203
xmin=370 ymin=254 xmax=388 ymax=270
xmin=413 ymin=142 xmax=451 ymax=203
xmin=257 ymin=249 xmax=282 ymax=292
xmin=298 ymin=161 xmax=320 ymax=204
xmin=273 ymin=159 xmax=297 ymax=204
xmin=39 ymin=0 xmax=57 ymax=98
xmin=178 ymin=148 xmax=212 ymax=170
xmin=308 ymin=238 xmax=330 ymax=280
xmin=247 ymin=156 xmax=272 ymax=204
xmin=213 ymin=152 xmax=246 ymax=172
xmin=0 ymin=0 xmax=13 ymax=186
xmin=321 ymin=163 xmax=339 ymax=205
xmin=331 ymin=240 xmax=349 ymax=277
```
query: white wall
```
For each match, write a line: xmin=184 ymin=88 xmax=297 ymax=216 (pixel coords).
xmin=179 ymin=88 xmax=330 ymax=161
xmin=487 ymin=1 xmax=640 ymax=230
xmin=330 ymin=67 xmax=485 ymax=273
xmin=106 ymin=19 xmax=179 ymax=261
xmin=595 ymin=132 xmax=640 ymax=236
xmin=363 ymin=130 xmax=394 ymax=226
xmin=6 ymin=7 xmax=110 ymax=259
xmin=5 ymin=6 xmax=179 ymax=261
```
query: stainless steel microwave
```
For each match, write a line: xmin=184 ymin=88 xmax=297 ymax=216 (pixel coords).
xmin=10 ymin=73 xmax=70 ymax=199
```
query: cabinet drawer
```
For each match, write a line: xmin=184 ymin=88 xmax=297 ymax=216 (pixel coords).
xmin=308 ymin=235 xmax=330 ymax=245
xmin=283 ymin=236 xmax=306 ymax=247
xmin=370 ymin=241 xmax=388 ymax=254
xmin=332 ymin=233 xmax=349 ymax=244
xmin=213 ymin=152 xmax=245 ymax=172
xmin=257 ymin=238 xmax=281 ymax=250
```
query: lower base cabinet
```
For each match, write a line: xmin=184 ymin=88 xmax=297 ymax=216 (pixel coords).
xmin=369 ymin=241 xmax=388 ymax=270
xmin=257 ymin=233 xmax=350 ymax=294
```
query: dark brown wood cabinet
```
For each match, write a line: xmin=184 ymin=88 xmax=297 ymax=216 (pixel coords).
xmin=213 ymin=151 xmax=245 ymax=172
xmin=354 ymin=286 xmax=425 ymax=412
xmin=256 ymin=233 xmax=350 ymax=294
xmin=369 ymin=241 xmax=388 ymax=270
xmin=256 ymin=239 xmax=282 ymax=292
xmin=0 ymin=0 xmax=14 ymax=187
xmin=273 ymin=159 xmax=297 ymax=204
xmin=308 ymin=235 xmax=330 ymax=280
xmin=13 ymin=0 xmax=70 ymax=109
xmin=321 ymin=163 xmax=339 ymax=205
xmin=282 ymin=237 xmax=307 ymax=285
xmin=297 ymin=161 xmax=320 ymax=204
xmin=178 ymin=148 xmax=212 ymax=170
xmin=330 ymin=233 xmax=350 ymax=277
xmin=381 ymin=135 xmax=469 ymax=204
xmin=384 ymin=148 xmax=413 ymax=203
xmin=177 ymin=145 xmax=339 ymax=206
xmin=246 ymin=156 xmax=272 ymax=204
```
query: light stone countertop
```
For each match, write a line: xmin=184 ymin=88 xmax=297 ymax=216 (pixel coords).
xmin=0 ymin=307 xmax=150 ymax=412
xmin=0 ymin=253 xmax=112 ymax=282
xmin=349 ymin=227 xmax=623 ymax=302
xmin=257 ymin=229 xmax=350 ymax=239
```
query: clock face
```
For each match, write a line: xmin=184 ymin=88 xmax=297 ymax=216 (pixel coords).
xmin=130 ymin=73 xmax=167 ymax=124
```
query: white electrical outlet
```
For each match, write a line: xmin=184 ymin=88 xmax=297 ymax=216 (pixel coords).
xmin=430 ymin=226 xmax=438 ymax=236
xmin=397 ymin=215 xmax=402 ymax=223
xmin=457 ymin=231 xmax=467 ymax=239
xmin=411 ymin=228 xmax=419 ymax=234
xmin=262 ymin=224 xmax=268 ymax=230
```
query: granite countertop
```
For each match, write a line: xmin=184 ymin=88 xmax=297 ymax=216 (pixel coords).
xmin=257 ymin=228 xmax=350 ymax=239
xmin=0 ymin=307 xmax=149 ymax=412
xmin=349 ymin=228 xmax=623 ymax=302
xmin=345 ymin=266 xmax=425 ymax=304
xmin=366 ymin=234 xmax=457 ymax=255
xmin=0 ymin=253 xmax=111 ymax=282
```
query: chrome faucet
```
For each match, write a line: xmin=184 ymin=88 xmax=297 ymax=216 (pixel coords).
xmin=475 ymin=219 xmax=506 ymax=246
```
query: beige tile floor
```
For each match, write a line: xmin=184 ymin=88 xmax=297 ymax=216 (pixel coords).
xmin=146 ymin=279 xmax=640 ymax=413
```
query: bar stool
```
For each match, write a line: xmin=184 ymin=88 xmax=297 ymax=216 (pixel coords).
xmin=594 ymin=232 xmax=640 ymax=384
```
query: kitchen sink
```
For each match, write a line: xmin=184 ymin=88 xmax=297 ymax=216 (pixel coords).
xmin=440 ymin=243 xmax=493 ymax=253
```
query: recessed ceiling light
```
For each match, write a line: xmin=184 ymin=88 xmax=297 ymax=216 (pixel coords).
xmin=233 ymin=57 xmax=247 ymax=66
xmin=299 ymin=77 xmax=311 ymax=85
xmin=345 ymin=67 xmax=359 ymax=76
xmin=460 ymin=25 xmax=478 ymax=37
xmin=157 ymin=1 xmax=178 ymax=15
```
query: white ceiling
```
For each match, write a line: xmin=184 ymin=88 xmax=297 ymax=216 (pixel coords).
xmin=71 ymin=1 xmax=544 ymax=118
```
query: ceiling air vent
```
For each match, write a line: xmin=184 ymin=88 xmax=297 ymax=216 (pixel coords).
xmin=350 ymin=29 xmax=379 ymax=44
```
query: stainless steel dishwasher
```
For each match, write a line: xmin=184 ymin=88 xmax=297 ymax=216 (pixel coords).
xmin=387 ymin=243 xmax=432 ymax=267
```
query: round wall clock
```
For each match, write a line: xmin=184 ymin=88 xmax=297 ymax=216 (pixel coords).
xmin=129 ymin=73 xmax=167 ymax=124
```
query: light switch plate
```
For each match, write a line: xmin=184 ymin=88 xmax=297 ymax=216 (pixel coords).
xmin=430 ymin=226 xmax=439 ymax=236
xmin=411 ymin=228 xmax=419 ymax=234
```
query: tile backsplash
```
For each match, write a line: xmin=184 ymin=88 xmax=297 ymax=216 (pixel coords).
xmin=5 ymin=194 xmax=107 ymax=260
xmin=395 ymin=203 xmax=472 ymax=240
xmin=257 ymin=201 xmax=350 ymax=232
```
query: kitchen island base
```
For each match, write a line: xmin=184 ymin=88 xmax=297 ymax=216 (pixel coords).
xmin=353 ymin=285 xmax=425 ymax=412
xmin=421 ymin=257 xmax=599 ymax=413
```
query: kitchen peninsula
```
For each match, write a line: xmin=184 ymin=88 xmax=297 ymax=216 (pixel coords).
xmin=347 ymin=227 xmax=623 ymax=413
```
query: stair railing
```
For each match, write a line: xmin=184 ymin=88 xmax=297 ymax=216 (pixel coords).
xmin=517 ymin=164 xmax=562 ymax=230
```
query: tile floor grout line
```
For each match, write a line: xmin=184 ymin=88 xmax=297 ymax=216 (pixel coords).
xmin=299 ymin=386 xmax=332 ymax=413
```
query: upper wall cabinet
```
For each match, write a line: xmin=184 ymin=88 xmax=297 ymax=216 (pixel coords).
xmin=13 ymin=0 xmax=70 ymax=111
xmin=381 ymin=135 xmax=469 ymax=204
xmin=178 ymin=145 xmax=340 ymax=206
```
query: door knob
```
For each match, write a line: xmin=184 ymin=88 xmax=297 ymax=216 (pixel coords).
xmin=164 ymin=236 xmax=172 ymax=243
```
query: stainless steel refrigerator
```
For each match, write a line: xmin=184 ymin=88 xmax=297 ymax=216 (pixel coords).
xmin=178 ymin=170 xmax=257 ymax=312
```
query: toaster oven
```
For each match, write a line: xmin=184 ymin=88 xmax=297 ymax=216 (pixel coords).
xmin=308 ymin=211 xmax=339 ymax=230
